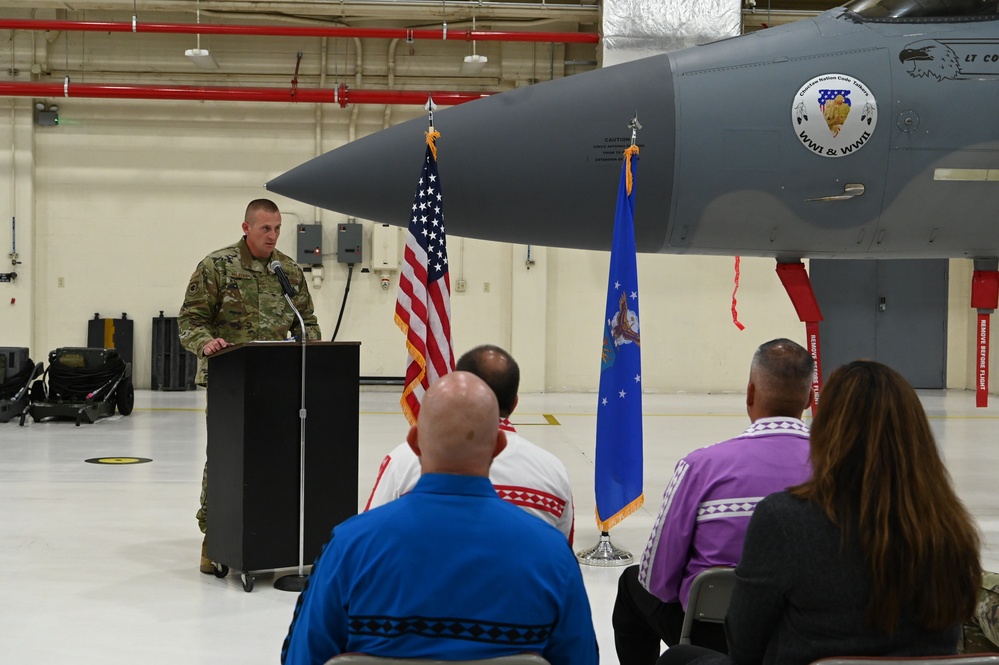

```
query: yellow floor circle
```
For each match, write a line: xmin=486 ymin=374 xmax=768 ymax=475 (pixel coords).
xmin=85 ymin=457 xmax=152 ymax=465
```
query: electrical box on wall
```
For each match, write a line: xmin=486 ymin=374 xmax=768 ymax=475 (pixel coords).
xmin=35 ymin=110 xmax=59 ymax=126
xmin=337 ymin=222 xmax=363 ymax=264
xmin=34 ymin=101 xmax=59 ymax=126
xmin=297 ymin=224 xmax=323 ymax=265
xmin=371 ymin=224 xmax=400 ymax=271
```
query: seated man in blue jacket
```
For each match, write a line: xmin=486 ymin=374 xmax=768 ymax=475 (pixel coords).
xmin=281 ymin=371 xmax=599 ymax=665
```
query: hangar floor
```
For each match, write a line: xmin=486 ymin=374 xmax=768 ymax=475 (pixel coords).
xmin=1 ymin=388 xmax=996 ymax=664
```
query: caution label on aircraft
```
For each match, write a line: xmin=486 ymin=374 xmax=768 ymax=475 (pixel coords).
xmin=791 ymin=74 xmax=877 ymax=158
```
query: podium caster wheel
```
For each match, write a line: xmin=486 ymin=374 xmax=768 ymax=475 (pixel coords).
xmin=241 ymin=573 xmax=255 ymax=593
xmin=212 ymin=562 xmax=228 ymax=579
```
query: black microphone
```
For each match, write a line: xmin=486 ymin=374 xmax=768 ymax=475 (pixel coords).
xmin=270 ymin=260 xmax=298 ymax=298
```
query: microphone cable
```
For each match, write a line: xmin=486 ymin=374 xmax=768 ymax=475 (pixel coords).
xmin=330 ymin=263 xmax=353 ymax=342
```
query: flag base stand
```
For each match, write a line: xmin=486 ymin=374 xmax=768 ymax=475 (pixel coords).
xmin=575 ymin=531 xmax=633 ymax=567
xmin=274 ymin=573 xmax=308 ymax=592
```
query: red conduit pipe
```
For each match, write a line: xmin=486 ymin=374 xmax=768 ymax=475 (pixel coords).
xmin=0 ymin=19 xmax=600 ymax=44
xmin=0 ymin=81 xmax=488 ymax=106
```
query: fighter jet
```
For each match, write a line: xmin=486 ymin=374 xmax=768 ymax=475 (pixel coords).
xmin=267 ymin=0 xmax=999 ymax=259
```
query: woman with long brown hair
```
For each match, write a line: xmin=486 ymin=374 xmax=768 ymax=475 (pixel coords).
xmin=660 ymin=360 xmax=981 ymax=665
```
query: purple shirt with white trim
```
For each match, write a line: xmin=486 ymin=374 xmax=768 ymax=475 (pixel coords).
xmin=638 ymin=416 xmax=812 ymax=609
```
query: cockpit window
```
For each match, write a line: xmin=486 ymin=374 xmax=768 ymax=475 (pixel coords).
xmin=842 ymin=0 xmax=999 ymax=19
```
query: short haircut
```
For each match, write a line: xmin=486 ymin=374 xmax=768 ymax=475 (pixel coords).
xmin=455 ymin=345 xmax=520 ymax=417
xmin=750 ymin=338 xmax=814 ymax=416
xmin=245 ymin=198 xmax=280 ymax=224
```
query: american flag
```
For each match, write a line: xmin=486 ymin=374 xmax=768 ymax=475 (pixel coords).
xmin=818 ymin=88 xmax=851 ymax=111
xmin=394 ymin=131 xmax=454 ymax=425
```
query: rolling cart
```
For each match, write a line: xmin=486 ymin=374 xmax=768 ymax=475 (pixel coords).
xmin=22 ymin=347 xmax=134 ymax=426
xmin=0 ymin=354 xmax=43 ymax=424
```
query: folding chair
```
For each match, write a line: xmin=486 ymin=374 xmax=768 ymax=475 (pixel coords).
xmin=810 ymin=655 xmax=999 ymax=664
xmin=326 ymin=655 xmax=551 ymax=665
xmin=678 ymin=566 xmax=738 ymax=645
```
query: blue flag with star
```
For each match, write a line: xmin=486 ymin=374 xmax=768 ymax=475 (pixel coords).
xmin=595 ymin=146 xmax=644 ymax=532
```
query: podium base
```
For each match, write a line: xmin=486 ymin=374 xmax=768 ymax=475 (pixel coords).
xmin=576 ymin=532 xmax=633 ymax=567
xmin=275 ymin=573 xmax=309 ymax=592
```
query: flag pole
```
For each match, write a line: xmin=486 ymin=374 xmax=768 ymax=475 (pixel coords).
xmin=577 ymin=114 xmax=643 ymax=567
xmin=425 ymin=94 xmax=436 ymax=131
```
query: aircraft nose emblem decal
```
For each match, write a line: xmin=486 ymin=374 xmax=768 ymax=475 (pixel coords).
xmin=900 ymin=39 xmax=999 ymax=81
xmin=901 ymin=40 xmax=961 ymax=80
xmin=792 ymin=74 xmax=877 ymax=158
xmin=818 ymin=89 xmax=852 ymax=137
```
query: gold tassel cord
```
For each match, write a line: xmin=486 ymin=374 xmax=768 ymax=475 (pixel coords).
xmin=624 ymin=144 xmax=640 ymax=196
xmin=426 ymin=129 xmax=441 ymax=161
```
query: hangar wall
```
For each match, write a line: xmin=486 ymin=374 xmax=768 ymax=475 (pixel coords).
xmin=0 ymin=95 xmax=985 ymax=396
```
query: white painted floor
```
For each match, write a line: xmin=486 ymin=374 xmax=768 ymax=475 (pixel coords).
xmin=1 ymin=388 xmax=997 ymax=664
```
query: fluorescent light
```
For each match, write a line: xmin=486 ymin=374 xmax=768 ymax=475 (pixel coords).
xmin=185 ymin=48 xmax=219 ymax=70
xmin=460 ymin=54 xmax=488 ymax=75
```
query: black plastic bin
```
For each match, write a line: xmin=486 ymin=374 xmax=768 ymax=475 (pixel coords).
xmin=151 ymin=313 xmax=197 ymax=391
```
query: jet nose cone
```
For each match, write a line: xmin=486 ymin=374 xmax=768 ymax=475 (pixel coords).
xmin=267 ymin=54 xmax=676 ymax=253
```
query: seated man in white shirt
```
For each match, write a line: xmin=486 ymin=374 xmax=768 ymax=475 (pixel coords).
xmin=364 ymin=344 xmax=575 ymax=544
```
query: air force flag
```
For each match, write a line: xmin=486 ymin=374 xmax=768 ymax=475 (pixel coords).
xmin=595 ymin=145 xmax=644 ymax=531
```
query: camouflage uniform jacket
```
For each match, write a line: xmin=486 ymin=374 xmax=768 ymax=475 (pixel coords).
xmin=178 ymin=237 xmax=321 ymax=385
xmin=977 ymin=571 xmax=999 ymax=649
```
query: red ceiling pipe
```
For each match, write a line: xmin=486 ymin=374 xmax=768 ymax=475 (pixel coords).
xmin=0 ymin=81 xmax=488 ymax=106
xmin=0 ymin=19 xmax=600 ymax=44
xmin=334 ymin=85 xmax=488 ymax=107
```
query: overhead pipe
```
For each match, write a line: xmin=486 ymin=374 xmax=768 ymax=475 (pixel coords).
xmin=0 ymin=19 xmax=600 ymax=44
xmin=385 ymin=37 xmax=400 ymax=129
xmin=348 ymin=37 xmax=363 ymax=141
xmin=0 ymin=81 xmax=488 ymax=106
xmin=16 ymin=0 xmax=597 ymax=23
xmin=315 ymin=36 xmax=328 ymax=226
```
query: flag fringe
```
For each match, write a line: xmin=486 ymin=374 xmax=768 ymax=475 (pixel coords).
xmin=731 ymin=255 xmax=746 ymax=331
xmin=624 ymin=144 xmax=640 ymax=196
xmin=394 ymin=311 xmax=428 ymax=426
xmin=596 ymin=493 xmax=644 ymax=532
xmin=426 ymin=129 xmax=441 ymax=161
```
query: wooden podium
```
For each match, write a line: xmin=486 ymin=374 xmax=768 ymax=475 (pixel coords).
xmin=205 ymin=341 xmax=359 ymax=575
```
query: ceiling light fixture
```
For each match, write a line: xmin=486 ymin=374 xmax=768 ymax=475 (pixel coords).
xmin=459 ymin=15 xmax=487 ymax=75
xmin=185 ymin=48 xmax=218 ymax=69
xmin=185 ymin=0 xmax=219 ymax=70
xmin=460 ymin=54 xmax=488 ymax=75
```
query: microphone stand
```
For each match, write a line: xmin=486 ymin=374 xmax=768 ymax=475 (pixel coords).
xmin=274 ymin=293 xmax=309 ymax=592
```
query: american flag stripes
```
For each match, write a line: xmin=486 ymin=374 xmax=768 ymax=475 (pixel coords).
xmin=394 ymin=130 xmax=454 ymax=425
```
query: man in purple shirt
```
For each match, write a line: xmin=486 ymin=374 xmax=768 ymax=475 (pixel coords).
xmin=612 ymin=338 xmax=814 ymax=665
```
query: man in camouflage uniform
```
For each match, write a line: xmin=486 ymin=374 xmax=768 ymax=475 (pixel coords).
xmin=179 ymin=198 xmax=321 ymax=574
xmin=963 ymin=571 xmax=999 ymax=653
